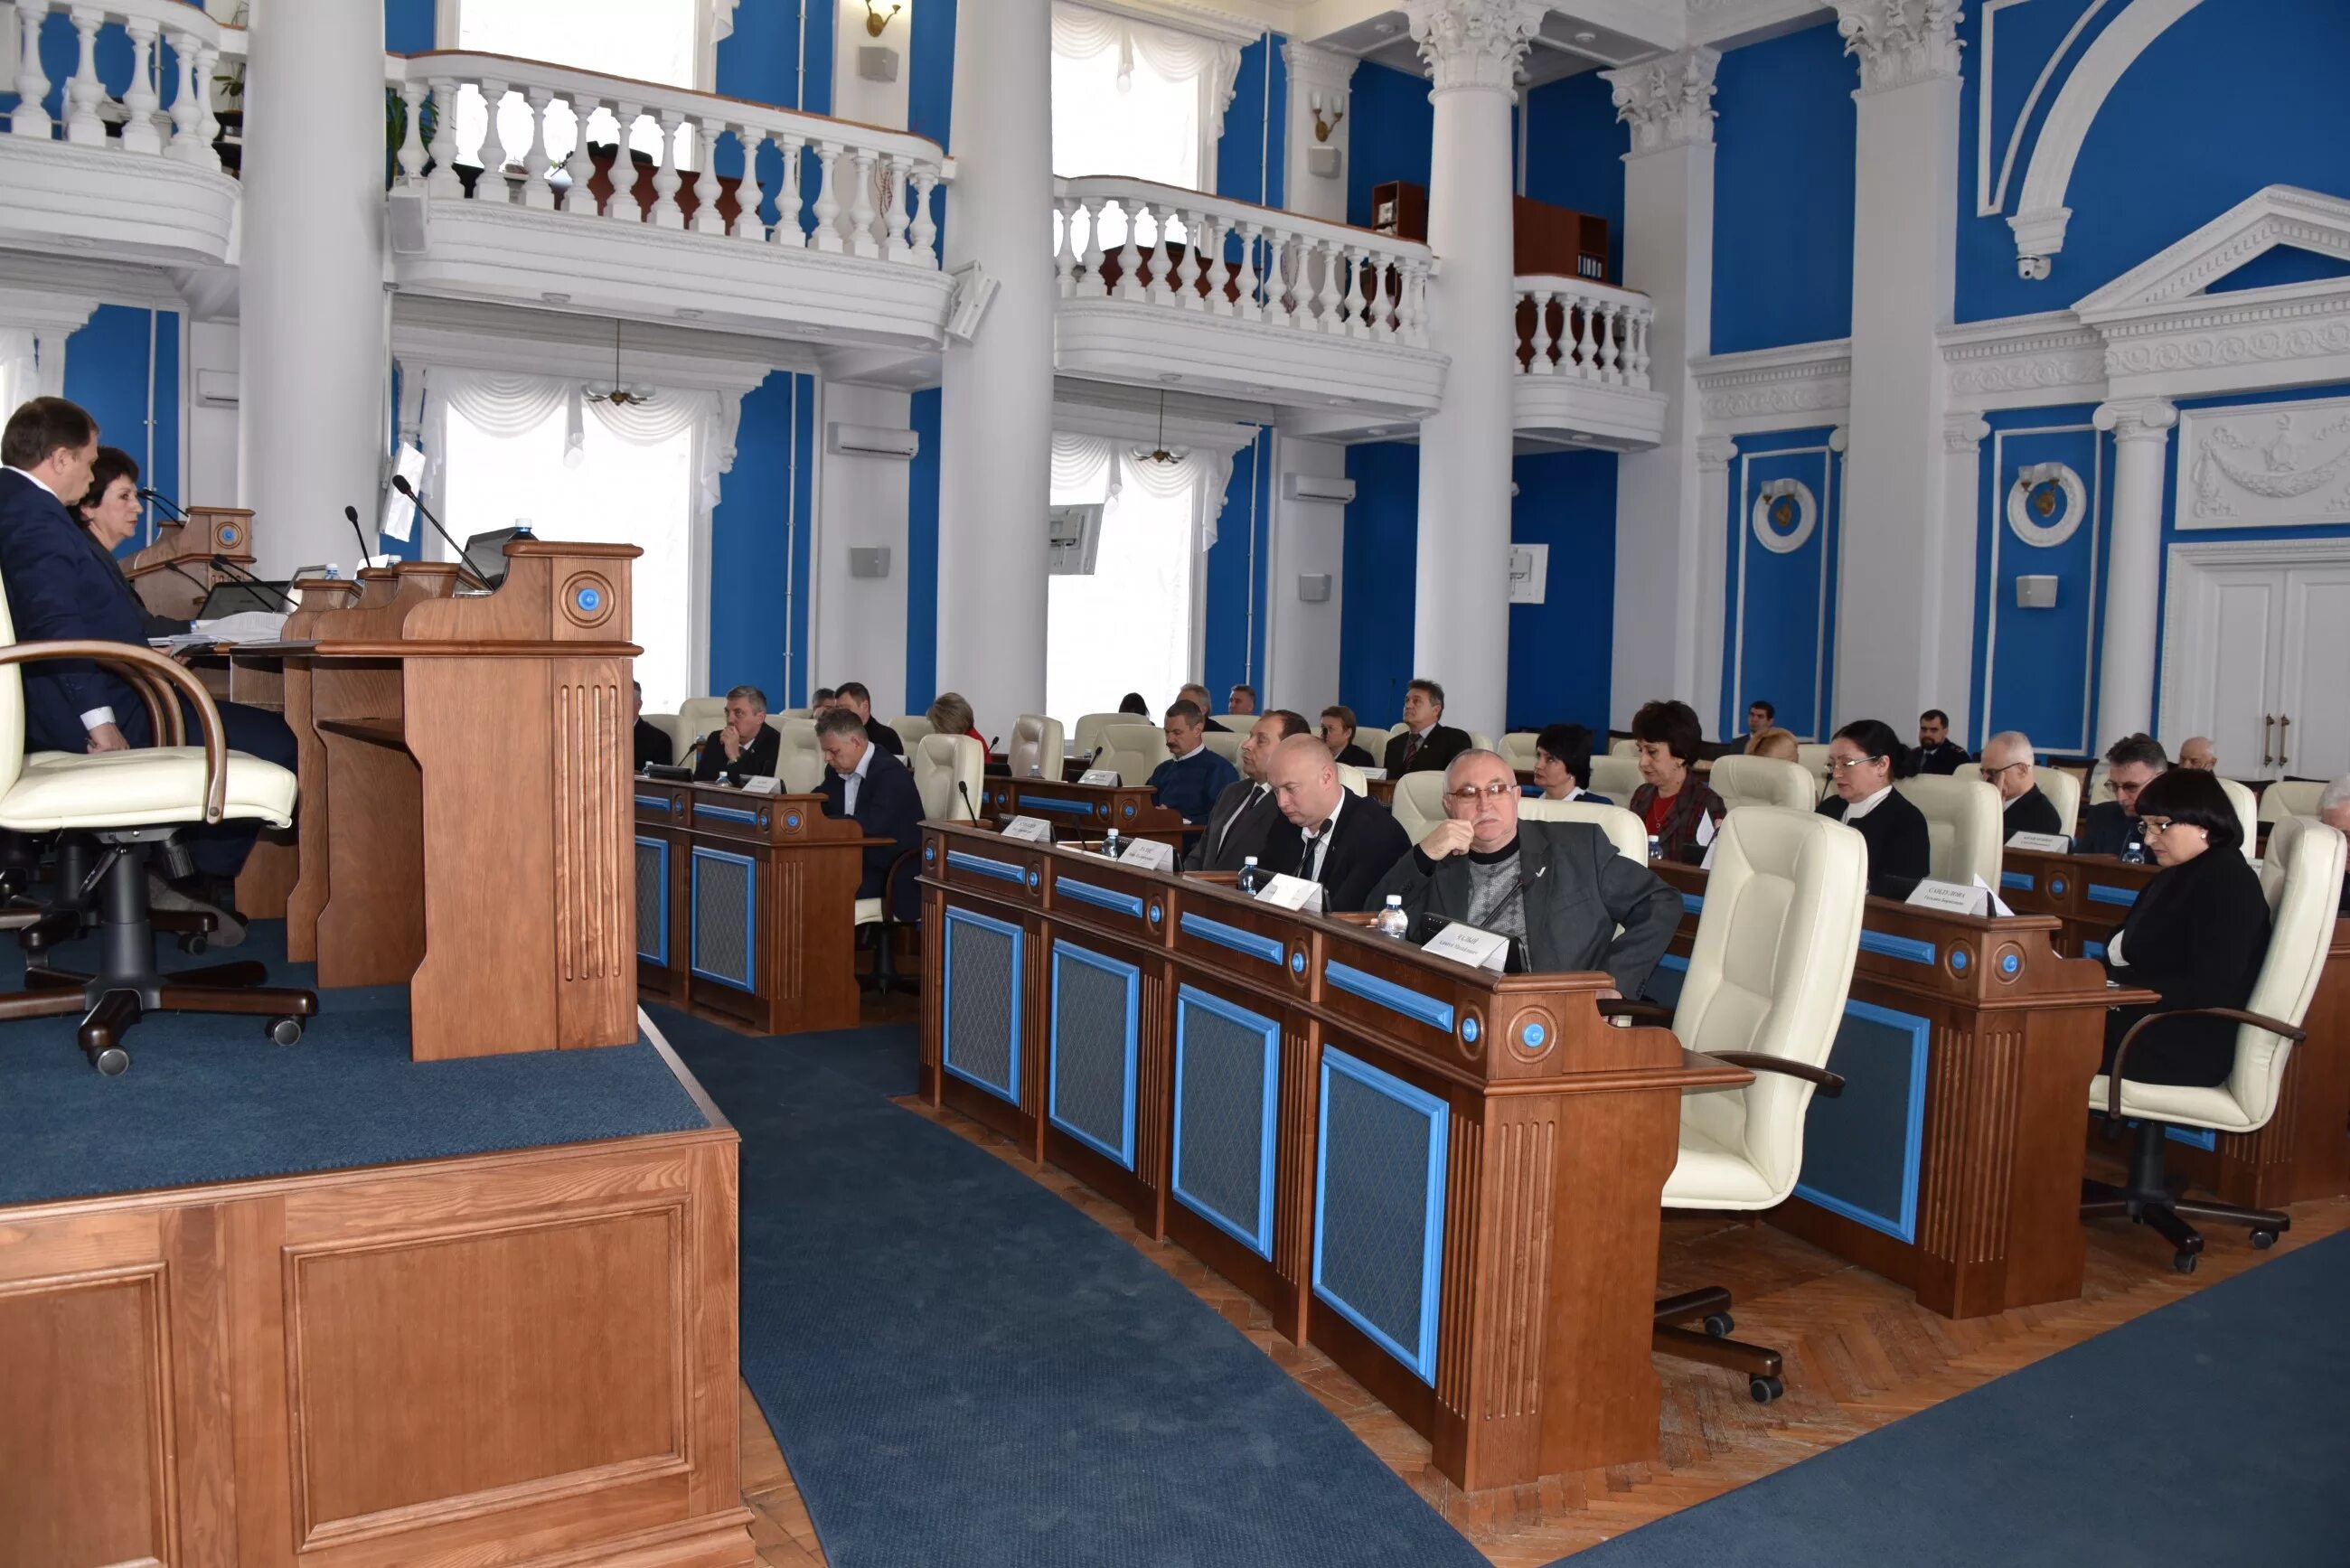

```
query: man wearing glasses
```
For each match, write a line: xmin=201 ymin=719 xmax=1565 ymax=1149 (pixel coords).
xmin=1979 ymin=730 xmax=2065 ymax=839
xmin=2079 ymin=734 xmax=2167 ymax=859
xmin=1366 ymin=750 xmax=1679 ymax=994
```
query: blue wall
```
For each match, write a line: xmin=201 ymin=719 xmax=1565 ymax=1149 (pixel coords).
xmin=1711 ymin=22 xmax=1856 ymax=354
xmin=1217 ymin=33 xmax=1287 ymax=209
xmin=1202 ymin=431 xmax=1272 ymax=700
xmin=908 ymin=0 xmax=958 ymax=147
xmin=1506 ymin=449 xmax=1614 ymax=733
xmin=710 ymin=372 xmax=817 ymax=706
xmin=1958 ymin=0 xmax=2350 ymax=322
xmin=904 ymin=387 xmax=941 ymax=711
xmin=1966 ymin=407 xmax=2107 ymax=756
xmin=1520 ymin=71 xmax=1626 ymax=285
xmin=1719 ymin=427 xmax=1842 ymax=742
xmin=62 ymin=306 xmax=181 ymax=549
xmin=1338 ymin=441 xmax=1419 ymax=726
xmin=385 ymin=0 xmax=433 ymax=52
xmin=1347 ymin=61 xmax=1434 ymax=231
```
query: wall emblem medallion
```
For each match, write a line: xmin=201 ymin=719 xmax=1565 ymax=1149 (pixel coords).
xmin=1750 ymin=478 xmax=1817 ymax=554
xmin=2007 ymin=461 xmax=2088 ymax=549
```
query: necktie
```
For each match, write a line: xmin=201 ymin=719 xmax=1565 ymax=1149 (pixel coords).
xmin=1403 ymin=732 xmax=1423 ymax=765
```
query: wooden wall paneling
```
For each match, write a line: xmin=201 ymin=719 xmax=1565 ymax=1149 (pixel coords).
xmin=753 ymin=803 xmax=864 ymax=1037
xmin=551 ymin=659 xmax=637 ymax=1048
xmin=226 ymin=1195 xmax=300 ymax=1567
xmin=163 ymin=1204 xmax=240 ymax=1568
xmin=312 ymin=703 xmax=427 ymax=989
xmin=281 ymin=656 xmax=328 ymax=962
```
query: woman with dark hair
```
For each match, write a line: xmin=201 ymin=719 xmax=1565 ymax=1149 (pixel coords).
xmin=1118 ymin=691 xmax=1151 ymax=716
xmin=1531 ymin=722 xmax=1609 ymax=804
xmin=2098 ymin=768 xmax=2270 ymax=1086
xmin=1816 ymin=718 xmax=1932 ymax=896
xmin=1627 ymin=699 xmax=1724 ymax=861
xmin=70 ymin=446 xmax=189 ymax=636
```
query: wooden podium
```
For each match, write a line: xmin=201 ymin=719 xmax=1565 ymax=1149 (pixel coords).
xmin=250 ymin=546 xmax=641 ymax=1059
xmin=124 ymin=504 xmax=258 ymax=621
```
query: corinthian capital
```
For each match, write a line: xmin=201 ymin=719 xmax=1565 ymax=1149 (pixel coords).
xmin=1403 ymin=0 xmax=1548 ymax=93
xmin=1601 ymin=47 xmax=1720 ymax=156
xmin=1832 ymin=0 xmax=1964 ymax=95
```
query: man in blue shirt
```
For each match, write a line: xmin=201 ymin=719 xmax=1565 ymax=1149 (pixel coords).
xmin=1146 ymin=699 xmax=1237 ymax=823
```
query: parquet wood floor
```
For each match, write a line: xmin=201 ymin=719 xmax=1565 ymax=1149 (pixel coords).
xmin=734 ymin=1047 xmax=2347 ymax=1566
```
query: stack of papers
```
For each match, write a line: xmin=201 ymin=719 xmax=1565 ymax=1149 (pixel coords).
xmin=156 ymin=610 xmax=290 ymax=651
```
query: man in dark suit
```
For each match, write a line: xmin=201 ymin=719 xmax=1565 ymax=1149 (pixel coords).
xmin=1184 ymin=709 xmax=1306 ymax=872
xmin=815 ymin=707 xmax=925 ymax=921
xmin=1146 ymin=699 xmax=1238 ymax=823
xmin=1180 ymin=683 xmax=1229 ymax=733
xmin=1260 ymin=735 xmax=1411 ymax=913
xmin=0 ymin=398 xmax=296 ymax=934
xmin=691 ymin=684 xmax=781 ymax=783
xmin=1909 ymin=709 xmax=1969 ymax=775
xmin=1319 ymin=704 xmax=1375 ymax=768
xmin=1368 ymin=749 xmax=1678 ymax=993
xmin=2077 ymin=733 xmax=2167 ymax=858
xmin=1979 ymin=729 xmax=2063 ymax=839
xmin=833 ymin=680 xmax=903 ymax=756
xmin=1382 ymin=677 xmax=1472 ymax=775
xmin=632 ymin=681 xmax=673 ymax=771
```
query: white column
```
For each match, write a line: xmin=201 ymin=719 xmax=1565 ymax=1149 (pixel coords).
xmin=1941 ymin=411 xmax=1991 ymax=746
xmin=812 ymin=383 xmax=914 ymax=715
xmin=1282 ymin=42 xmax=1357 ymax=226
xmin=239 ymin=0 xmax=387 ymax=573
xmin=2093 ymin=397 xmax=2176 ymax=746
xmin=1831 ymin=0 xmax=1966 ymax=731
xmin=1260 ymin=433 xmax=1349 ymax=709
xmin=934 ymin=0 xmax=1053 ymax=725
xmin=1692 ymin=433 xmax=1736 ymax=735
xmin=1602 ymin=47 xmax=1719 ymax=729
xmin=1404 ymin=0 xmax=1545 ymax=740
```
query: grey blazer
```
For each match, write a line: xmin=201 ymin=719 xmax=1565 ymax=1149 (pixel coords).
xmin=1184 ymin=780 xmax=1282 ymax=873
xmin=1366 ymin=820 xmax=1680 ymax=997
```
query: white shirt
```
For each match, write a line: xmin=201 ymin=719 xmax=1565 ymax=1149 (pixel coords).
xmin=836 ymin=741 xmax=876 ymax=814
xmin=1170 ymin=740 xmax=1205 ymax=762
xmin=1547 ymin=784 xmax=1590 ymax=803
xmin=1298 ymin=789 xmax=1347 ymax=882
xmin=6 ymin=465 xmax=116 ymax=732
xmin=1842 ymin=784 xmax=1894 ymax=823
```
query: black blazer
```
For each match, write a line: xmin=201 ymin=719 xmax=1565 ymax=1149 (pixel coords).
xmin=692 ymin=724 xmax=781 ymax=784
xmin=634 ymin=718 xmax=674 ymax=771
xmin=1367 ymin=821 xmax=1679 ymax=996
xmin=1184 ymin=780 xmax=1282 ymax=873
xmin=0 ymin=470 xmax=157 ymax=751
xmin=864 ymin=716 xmax=905 ymax=757
xmin=2102 ymin=848 xmax=2271 ymax=1086
xmin=1818 ymin=788 xmax=1933 ymax=897
xmin=819 ymin=746 xmax=926 ymax=921
xmin=1260 ymin=792 xmax=1412 ymax=914
xmin=2002 ymin=784 xmax=2063 ymax=840
xmin=2076 ymin=800 xmax=2143 ymax=859
xmin=1334 ymin=742 xmax=1375 ymax=769
xmin=1383 ymin=724 xmax=1472 ymax=776
xmin=1910 ymin=739 xmax=1970 ymax=776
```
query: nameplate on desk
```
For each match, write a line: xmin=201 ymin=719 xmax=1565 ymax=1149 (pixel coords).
xmin=1905 ymin=878 xmax=1988 ymax=917
xmin=1422 ymin=920 xmax=1508 ymax=972
xmin=1109 ymin=837 xmax=1175 ymax=872
xmin=1356 ymin=766 xmax=1388 ymax=781
xmin=2007 ymin=831 xmax=2072 ymax=853
xmin=739 ymin=775 xmax=783 ymax=795
xmin=1001 ymin=815 xmax=1055 ymax=842
xmin=1970 ymin=873 xmax=2016 ymax=918
xmin=1252 ymin=873 xmax=1325 ymax=914
xmin=1078 ymin=768 xmax=1122 ymax=787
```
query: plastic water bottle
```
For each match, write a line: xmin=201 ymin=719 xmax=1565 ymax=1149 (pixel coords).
xmin=1647 ymin=834 xmax=1662 ymax=862
xmin=1375 ymin=895 xmax=1410 ymax=939
xmin=2120 ymin=834 xmax=2147 ymax=865
xmin=1236 ymin=856 xmax=1263 ymax=894
xmin=1101 ymin=828 xmax=1123 ymax=859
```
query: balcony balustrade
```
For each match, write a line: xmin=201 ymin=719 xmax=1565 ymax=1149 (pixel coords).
xmin=1509 ymin=274 xmax=1667 ymax=449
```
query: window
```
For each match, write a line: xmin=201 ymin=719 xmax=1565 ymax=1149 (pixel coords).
xmin=446 ymin=0 xmax=705 ymax=172
xmin=1048 ymin=4 xmax=1242 ymax=192
xmin=1047 ymin=448 xmax=1198 ymax=724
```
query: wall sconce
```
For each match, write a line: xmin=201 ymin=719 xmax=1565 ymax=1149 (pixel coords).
xmin=1311 ymin=90 xmax=1344 ymax=143
xmin=865 ymin=0 xmax=902 ymax=36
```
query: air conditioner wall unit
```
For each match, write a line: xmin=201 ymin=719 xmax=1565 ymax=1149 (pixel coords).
xmin=827 ymin=422 xmax=921 ymax=460
xmin=1283 ymin=472 xmax=1357 ymax=504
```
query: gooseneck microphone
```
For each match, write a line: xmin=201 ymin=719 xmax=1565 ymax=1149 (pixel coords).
xmin=135 ymin=485 xmax=185 ymax=520
xmin=387 ymin=476 xmax=492 ymax=591
xmin=958 ymin=780 xmax=983 ymax=824
xmin=206 ymin=555 xmax=294 ymax=611
xmin=341 ymin=504 xmax=375 ymax=569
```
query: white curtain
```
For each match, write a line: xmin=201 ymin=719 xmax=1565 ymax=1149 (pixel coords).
xmin=1049 ymin=2 xmax=1242 ymax=191
xmin=1049 ymin=431 xmax=1232 ymax=549
xmin=430 ymin=370 xmax=733 ymax=511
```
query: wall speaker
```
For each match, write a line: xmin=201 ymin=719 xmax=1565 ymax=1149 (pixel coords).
xmin=1297 ymin=573 xmax=1332 ymax=603
xmin=859 ymin=45 xmax=899 ymax=82
xmin=2016 ymin=575 xmax=2058 ymax=609
xmin=1307 ymin=146 xmax=1340 ymax=180
xmin=387 ymin=183 xmax=430 ymax=255
xmin=849 ymin=546 xmax=892 ymax=579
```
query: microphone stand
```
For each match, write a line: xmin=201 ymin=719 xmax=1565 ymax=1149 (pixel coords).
xmin=387 ymin=478 xmax=493 ymax=592
xmin=339 ymin=505 xmax=379 ymax=573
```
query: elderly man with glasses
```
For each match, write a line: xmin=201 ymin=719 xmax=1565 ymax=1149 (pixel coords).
xmin=1979 ymin=729 xmax=2066 ymax=840
xmin=1365 ymin=749 xmax=1680 ymax=995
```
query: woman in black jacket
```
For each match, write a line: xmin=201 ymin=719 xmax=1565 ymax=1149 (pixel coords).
xmin=1816 ymin=718 xmax=1932 ymax=897
xmin=2099 ymin=767 xmax=2271 ymax=1086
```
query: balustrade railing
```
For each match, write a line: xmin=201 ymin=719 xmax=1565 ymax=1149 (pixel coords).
xmin=4 ymin=0 xmax=236 ymax=171
xmin=1054 ymin=175 xmax=1434 ymax=349
xmin=386 ymin=52 xmax=949 ymax=267
xmin=1514 ymin=276 xmax=1653 ymax=390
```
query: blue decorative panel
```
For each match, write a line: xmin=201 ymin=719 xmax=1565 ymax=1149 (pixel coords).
xmin=1058 ymin=878 xmax=1144 ymax=919
xmin=1171 ymin=985 xmax=1280 ymax=1258
xmin=699 ymin=802 xmax=760 ymax=824
xmin=1971 ymin=417 xmax=2104 ymax=754
xmin=1324 ymin=961 xmax=1454 ymax=1033
xmin=689 ymin=847 xmax=757 ymax=991
xmin=1048 ymin=942 xmax=1140 ymax=1169
xmin=2000 ymin=870 xmax=2035 ymax=892
xmin=2087 ymin=883 xmax=2138 ymax=907
xmin=1314 ymin=1047 xmax=1448 ymax=1384
xmin=1507 ymin=448 xmax=1618 ymax=732
xmin=1859 ymin=931 xmax=1939 ymax=967
xmin=1722 ymin=432 xmax=1841 ymax=742
xmin=947 ymin=850 xmax=1026 ymax=885
xmin=943 ymin=908 xmax=1023 ymax=1104
xmin=634 ymin=836 xmax=670 ymax=966
xmin=1180 ymin=912 xmax=1285 ymax=968
xmin=1796 ymin=1000 xmax=1931 ymax=1244
xmin=1711 ymin=21 xmax=1856 ymax=354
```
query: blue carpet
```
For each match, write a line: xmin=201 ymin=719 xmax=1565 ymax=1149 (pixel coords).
xmin=1569 ymin=1230 xmax=2350 ymax=1567
xmin=0 ymin=922 xmax=710 ymax=1207
xmin=658 ymin=1008 xmax=1489 ymax=1568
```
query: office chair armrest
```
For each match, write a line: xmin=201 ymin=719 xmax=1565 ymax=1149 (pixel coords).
xmin=880 ymin=845 xmax=924 ymax=928
xmin=1596 ymin=998 xmax=1675 ymax=1026
xmin=2102 ymin=1007 xmax=2306 ymax=1119
xmin=0 ymin=641 xmax=228 ymax=822
xmin=1706 ymin=1051 xmax=1846 ymax=1098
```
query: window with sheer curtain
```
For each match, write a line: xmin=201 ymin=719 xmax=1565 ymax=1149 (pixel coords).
xmin=447 ymin=0 xmax=703 ymax=174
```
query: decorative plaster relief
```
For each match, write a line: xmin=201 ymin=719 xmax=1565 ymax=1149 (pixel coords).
xmin=2177 ymin=395 xmax=2350 ymax=529
xmin=1402 ymin=0 xmax=1548 ymax=93
xmin=1753 ymin=479 xmax=1819 ymax=554
xmin=1832 ymin=0 xmax=1964 ymax=96
xmin=2007 ymin=461 xmax=2089 ymax=548
xmin=1602 ymin=48 xmax=1720 ymax=156
xmin=1694 ymin=343 xmax=1853 ymax=428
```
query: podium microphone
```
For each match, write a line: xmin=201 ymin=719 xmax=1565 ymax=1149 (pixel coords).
xmin=206 ymin=556 xmax=295 ymax=611
xmin=341 ymin=504 xmax=376 ymax=570
xmin=388 ymin=475 xmax=492 ymax=591
xmin=958 ymin=780 xmax=983 ymax=823
xmin=135 ymin=485 xmax=187 ymax=521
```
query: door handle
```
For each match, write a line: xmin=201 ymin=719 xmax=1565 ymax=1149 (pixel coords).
xmin=2278 ymin=713 xmax=2290 ymax=770
xmin=2261 ymin=715 xmax=2274 ymax=767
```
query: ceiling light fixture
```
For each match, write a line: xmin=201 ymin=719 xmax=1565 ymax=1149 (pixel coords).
xmin=585 ymin=321 xmax=655 ymax=408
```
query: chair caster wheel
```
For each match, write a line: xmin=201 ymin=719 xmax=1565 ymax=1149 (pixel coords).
xmin=89 ymin=1046 xmax=129 ymax=1076
xmin=2251 ymin=1229 xmax=2278 ymax=1250
xmin=178 ymin=932 xmax=208 ymax=955
xmin=2172 ymin=1250 xmax=2198 ymax=1275
xmin=267 ymin=1017 xmax=303 ymax=1047
xmin=1748 ymin=1376 xmax=1782 ymax=1404
xmin=1702 ymin=1312 xmax=1734 ymax=1338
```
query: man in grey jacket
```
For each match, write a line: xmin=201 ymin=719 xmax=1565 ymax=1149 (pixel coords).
xmin=1368 ymin=750 xmax=1680 ymax=997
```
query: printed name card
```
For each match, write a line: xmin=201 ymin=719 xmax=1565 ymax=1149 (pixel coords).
xmin=1422 ymin=920 xmax=1509 ymax=972
xmin=1253 ymin=873 xmax=1326 ymax=913
xmin=1355 ymin=766 xmax=1388 ymax=781
xmin=1113 ymin=837 xmax=1176 ymax=872
xmin=1971 ymin=873 xmax=2016 ymax=918
xmin=1078 ymin=768 xmax=1123 ymax=787
xmin=1904 ymin=878 xmax=1988 ymax=917
xmin=2007 ymin=831 xmax=2073 ymax=853
xmin=739 ymin=775 xmax=783 ymax=795
xmin=1001 ymin=815 xmax=1054 ymax=842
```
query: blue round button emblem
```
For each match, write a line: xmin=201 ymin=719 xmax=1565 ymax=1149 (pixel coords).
xmin=1950 ymin=949 xmax=1969 ymax=973
xmin=1123 ymin=803 xmax=1136 ymax=818
xmin=1027 ymin=869 xmax=1040 ymax=888
xmin=1149 ymin=904 xmax=1162 ymax=925
xmin=577 ymin=586 xmax=601 ymax=611
xmin=1524 ymin=1022 xmax=1546 ymax=1047
xmin=785 ymin=812 xmax=800 ymax=829
xmin=924 ymin=844 xmax=935 ymax=863
xmin=1462 ymin=1018 xmax=1480 ymax=1044
xmin=2000 ymin=952 xmax=2020 ymax=976
xmin=1290 ymin=951 xmax=1305 ymax=975
xmin=219 ymin=526 xmax=238 ymax=545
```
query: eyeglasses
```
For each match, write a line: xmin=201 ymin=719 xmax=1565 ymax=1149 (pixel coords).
xmin=1444 ymin=781 xmax=1518 ymax=803
xmin=2139 ymin=816 xmax=2185 ymax=836
xmin=1826 ymin=754 xmax=1884 ymax=773
xmin=1981 ymin=761 xmax=2028 ymax=779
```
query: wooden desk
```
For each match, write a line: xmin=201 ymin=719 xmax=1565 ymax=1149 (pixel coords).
xmin=917 ymin=822 xmax=1745 ymax=1490
xmin=2005 ymin=847 xmax=2350 ymax=1208
xmin=976 ymin=775 xmax=1192 ymax=849
xmin=256 ymin=548 xmax=640 ymax=1060
xmin=1652 ymin=861 xmax=2133 ymax=1319
xmin=125 ymin=503 xmax=256 ymax=622
xmin=633 ymin=780 xmax=870 ymax=1036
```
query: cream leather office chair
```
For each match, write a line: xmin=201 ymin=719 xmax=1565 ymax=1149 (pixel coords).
xmin=2082 ymin=814 xmax=2345 ymax=1271
xmin=0 ymin=628 xmax=315 ymax=1075
xmin=1069 ymin=711 xmax=1124 ymax=763
xmin=1201 ymin=728 xmax=1244 ymax=768
xmin=1468 ymin=731 xmax=1494 ymax=754
xmin=1895 ymin=774 xmax=2002 ymax=888
xmin=1498 ymin=732 xmax=1541 ymax=773
xmin=1609 ymin=737 xmax=1638 ymax=759
xmin=2216 ymin=775 xmax=2259 ymax=862
xmin=858 ymin=734 xmax=985 ymax=995
xmin=1335 ymin=764 xmax=1368 ymax=798
xmin=1389 ymin=771 xmax=1446 ymax=842
xmin=1588 ymin=755 xmax=1643 ymax=803
xmin=677 ymin=695 xmax=728 ymax=745
xmin=1518 ymin=796 xmax=1648 ymax=862
xmin=1007 ymin=714 xmax=1064 ymax=781
xmin=895 ymin=714 xmax=935 ymax=745
xmin=2034 ymin=764 xmax=2082 ymax=838
xmin=770 ymin=717 xmax=822 ymax=789
xmin=1102 ymin=722 xmax=1170 ymax=786
xmin=1794 ymin=743 xmax=1833 ymax=787
xmin=642 ymin=711 xmax=696 ymax=766
xmin=1210 ymin=712 xmax=1251 ymax=737
xmin=1709 ymin=754 xmax=1817 ymax=812
xmin=1642 ymin=807 xmax=1867 ymax=1401
xmin=2258 ymin=779 xmax=2325 ymax=826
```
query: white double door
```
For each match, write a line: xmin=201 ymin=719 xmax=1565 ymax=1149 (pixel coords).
xmin=2165 ymin=547 xmax=2350 ymax=782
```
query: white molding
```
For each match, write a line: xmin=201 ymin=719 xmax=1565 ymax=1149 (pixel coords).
xmin=1401 ymin=0 xmax=1548 ymax=95
xmin=2005 ymin=459 xmax=2089 ymax=549
xmin=1981 ymin=420 xmax=2104 ymax=756
xmin=1055 ymin=296 xmax=1450 ymax=419
xmin=2008 ymin=0 xmax=2204 ymax=278
xmin=2157 ymin=533 xmax=2350 ymax=762
xmin=390 ymin=296 xmax=788 ymax=394
xmin=1050 ymin=396 xmax=1260 ymax=457
xmin=2075 ymin=185 xmax=2350 ymax=315
xmin=1977 ymin=0 xmax=2106 ymax=219
xmin=1070 ymin=0 xmax=1269 ymax=49
xmin=1939 ymin=310 xmax=2107 ymax=409
xmin=1602 ymin=47 xmax=1721 ymax=157
xmin=1512 ymin=377 xmax=1670 ymax=449
xmin=1751 ymin=476 xmax=1818 ymax=554
xmin=2175 ymin=392 xmax=2350 ymax=531
xmin=0 ymin=138 xmax=240 ymax=271
xmin=1692 ymin=339 xmax=1853 ymax=433
xmin=1831 ymin=0 xmax=1966 ymax=96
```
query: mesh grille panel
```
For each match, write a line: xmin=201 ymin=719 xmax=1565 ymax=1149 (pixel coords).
xmin=691 ymin=850 xmax=754 ymax=990
xmin=1051 ymin=947 xmax=1134 ymax=1165
xmin=635 ymin=840 xmax=667 ymax=963
xmin=945 ymin=915 xmax=1020 ymax=1102
xmin=1318 ymin=1066 xmax=1436 ymax=1366
xmin=1174 ymin=994 xmax=1274 ymax=1255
